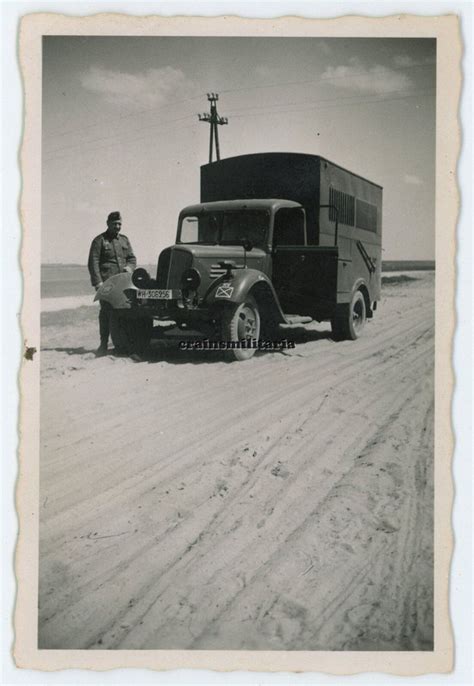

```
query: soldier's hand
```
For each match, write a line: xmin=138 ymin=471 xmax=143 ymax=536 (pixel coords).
xmin=95 ymin=282 xmax=103 ymax=291
xmin=123 ymin=265 xmax=133 ymax=274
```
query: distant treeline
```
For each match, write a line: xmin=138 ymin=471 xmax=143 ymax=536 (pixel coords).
xmin=43 ymin=261 xmax=436 ymax=272
xmin=382 ymin=260 xmax=435 ymax=272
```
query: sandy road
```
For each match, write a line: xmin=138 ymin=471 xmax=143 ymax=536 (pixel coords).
xmin=38 ymin=273 xmax=434 ymax=650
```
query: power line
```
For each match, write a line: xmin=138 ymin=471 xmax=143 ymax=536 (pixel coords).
xmin=228 ymin=91 xmax=435 ymax=121
xmin=45 ymin=86 xmax=429 ymax=160
xmin=43 ymin=90 xmax=434 ymax=164
xmin=43 ymin=92 xmax=204 ymax=141
xmin=224 ymin=87 xmax=433 ymax=116
xmin=43 ymin=113 xmax=195 ymax=160
xmin=42 ymin=60 xmax=433 ymax=142
xmin=218 ymin=60 xmax=435 ymax=96
xmin=43 ymin=119 xmax=200 ymax=168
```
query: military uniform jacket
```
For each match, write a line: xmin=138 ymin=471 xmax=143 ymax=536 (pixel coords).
xmin=88 ymin=231 xmax=137 ymax=287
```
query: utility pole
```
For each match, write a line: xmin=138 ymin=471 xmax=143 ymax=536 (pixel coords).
xmin=198 ymin=93 xmax=228 ymax=163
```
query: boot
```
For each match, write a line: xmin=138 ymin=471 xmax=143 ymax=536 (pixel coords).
xmin=95 ymin=338 xmax=109 ymax=357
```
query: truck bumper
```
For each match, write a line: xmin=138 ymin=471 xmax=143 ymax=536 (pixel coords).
xmin=128 ymin=295 xmax=220 ymax=328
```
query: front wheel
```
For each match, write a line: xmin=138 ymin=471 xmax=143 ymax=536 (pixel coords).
xmin=331 ymin=289 xmax=367 ymax=341
xmin=221 ymin=296 xmax=261 ymax=361
xmin=110 ymin=312 xmax=153 ymax=355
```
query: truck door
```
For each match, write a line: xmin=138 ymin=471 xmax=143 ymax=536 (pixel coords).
xmin=271 ymin=207 xmax=311 ymax=313
xmin=272 ymin=207 xmax=338 ymax=318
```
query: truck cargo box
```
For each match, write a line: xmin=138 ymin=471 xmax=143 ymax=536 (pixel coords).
xmin=201 ymin=152 xmax=382 ymax=249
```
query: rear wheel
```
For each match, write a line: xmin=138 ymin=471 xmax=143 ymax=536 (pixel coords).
xmin=110 ymin=312 xmax=153 ymax=355
xmin=221 ymin=296 xmax=260 ymax=361
xmin=331 ymin=289 xmax=366 ymax=341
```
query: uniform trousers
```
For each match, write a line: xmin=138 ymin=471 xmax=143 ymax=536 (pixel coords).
xmin=99 ymin=300 xmax=113 ymax=342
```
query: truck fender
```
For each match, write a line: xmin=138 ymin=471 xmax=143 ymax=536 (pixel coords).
xmin=204 ymin=269 xmax=287 ymax=325
xmin=94 ymin=272 xmax=135 ymax=309
xmin=351 ymin=277 xmax=372 ymax=315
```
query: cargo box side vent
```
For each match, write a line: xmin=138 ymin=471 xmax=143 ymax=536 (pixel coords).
xmin=329 ymin=187 xmax=355 ymax=226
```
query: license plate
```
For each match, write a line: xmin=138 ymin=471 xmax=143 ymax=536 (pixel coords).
xmin=137 ymin=289 xmax=173 ymax=300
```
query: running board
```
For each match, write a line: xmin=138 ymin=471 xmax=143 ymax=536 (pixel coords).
xmin=281 ymin=315 xmax=313 ymax=326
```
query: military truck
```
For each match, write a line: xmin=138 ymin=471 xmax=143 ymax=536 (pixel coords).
xmin=98 ymin=153 xmax=382 ymax=360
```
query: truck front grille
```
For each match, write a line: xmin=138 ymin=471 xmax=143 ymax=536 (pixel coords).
xmin=156 ymin=248 xmax=171 ymax=288
xmin=167 ymin=249 xmax=193 ymax=289
xmin=156 ymin=248 xmax=192 ymax=289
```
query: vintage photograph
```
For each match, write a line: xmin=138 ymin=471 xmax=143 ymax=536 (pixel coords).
xmin=15 ymin=12 xmax=459 ymax=674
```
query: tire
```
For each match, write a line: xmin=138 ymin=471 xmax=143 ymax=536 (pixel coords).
xmin=331 ymin=289 xmax=366 ymax=341
xmin=110 ymin=312 xmax=153 ymax=355
xmin=221 ymin=295 xmax=261 ymax=361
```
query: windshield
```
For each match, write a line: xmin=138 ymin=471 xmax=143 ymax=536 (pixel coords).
xmin=178 ymin=210 xmax=269 ymax=248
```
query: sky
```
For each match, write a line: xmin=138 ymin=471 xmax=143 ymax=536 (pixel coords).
xmin=42 ymin=36 xmax=436 ymax=263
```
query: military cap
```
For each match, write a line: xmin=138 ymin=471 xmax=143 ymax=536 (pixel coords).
xmin=107 ymin=211 xmax=122 ymax=222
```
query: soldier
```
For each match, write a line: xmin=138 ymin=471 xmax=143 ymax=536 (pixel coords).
xmin=88 ymin=211 xmax=137 ymax=356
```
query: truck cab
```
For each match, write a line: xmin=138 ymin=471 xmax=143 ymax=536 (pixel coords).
xmin=173 ymin=198 xmax=306 ymax=294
